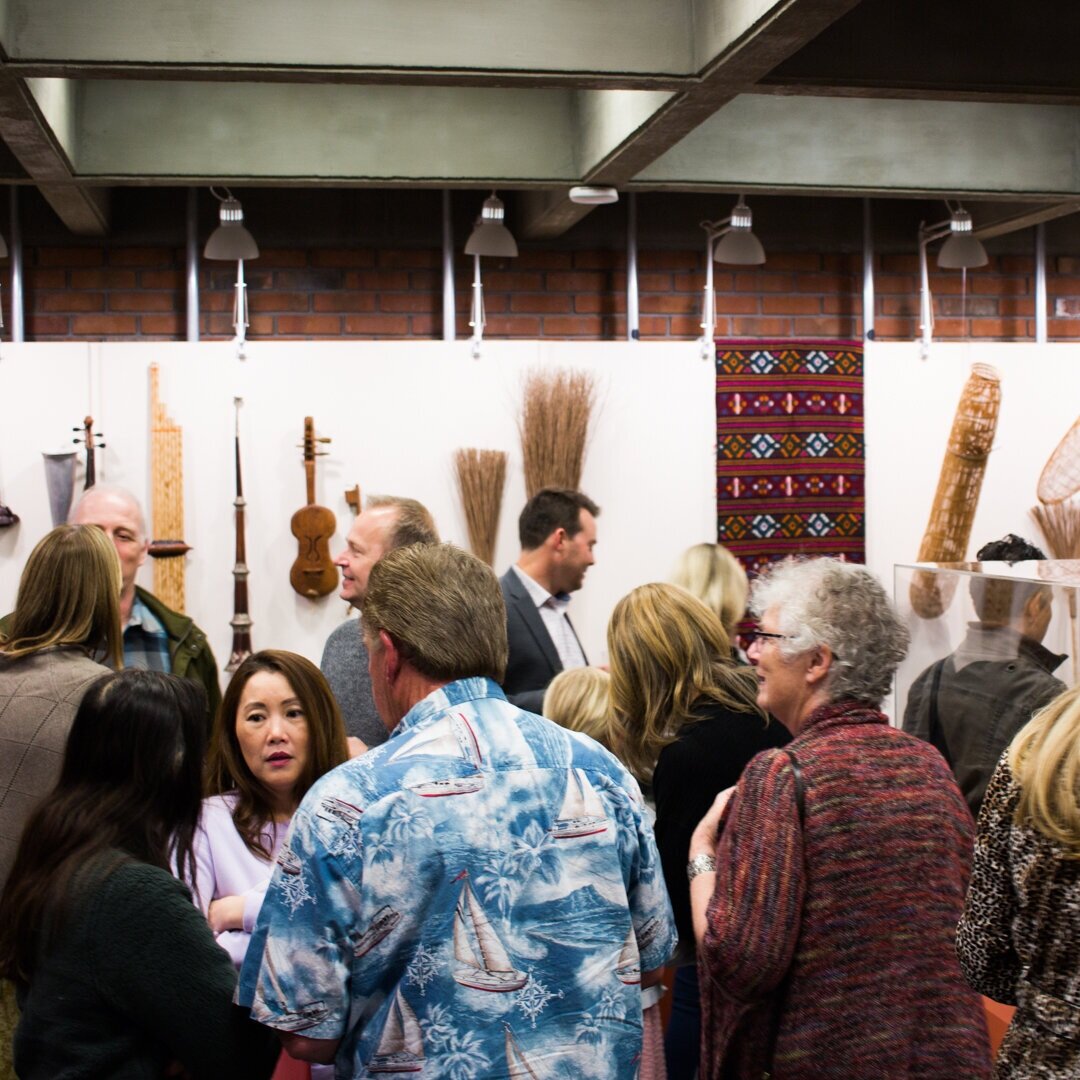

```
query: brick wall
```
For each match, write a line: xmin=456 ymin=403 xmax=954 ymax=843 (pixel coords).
xmin=15 ymin=244 xmax=1080 ymax=342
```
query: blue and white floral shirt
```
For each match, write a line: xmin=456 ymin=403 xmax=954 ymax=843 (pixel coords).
xmin=238 ymin=677 xmax=676 ymax=1078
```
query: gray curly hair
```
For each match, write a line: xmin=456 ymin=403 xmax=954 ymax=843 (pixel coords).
xmin=750 ymin=558 xmax=909 ymax=706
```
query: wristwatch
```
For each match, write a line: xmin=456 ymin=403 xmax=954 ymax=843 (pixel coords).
xmin=686 ymin=853 xmax=717 ymax=882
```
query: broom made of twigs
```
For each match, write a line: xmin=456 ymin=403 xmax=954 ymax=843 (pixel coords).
xmin=1032 ymin=498 xmax=1080 ymax=682
xmin=519 ymin=368 xmax=596 ymax=498
xmin=455 ymin=448 xmax=508 ymax=567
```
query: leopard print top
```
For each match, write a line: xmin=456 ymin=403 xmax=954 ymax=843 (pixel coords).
xmin=958 ymin=754 xmax=1080 ymax=1078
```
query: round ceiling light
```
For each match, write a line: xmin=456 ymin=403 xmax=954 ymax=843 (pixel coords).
xmin=569 ymin=186 xmax=619 ymax=205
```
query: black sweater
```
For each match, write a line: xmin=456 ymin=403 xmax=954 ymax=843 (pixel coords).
xmin=14 ymin=855 xmax=278 ymax=1079
xmin=652 ymin=701 xmax=790 ymax=961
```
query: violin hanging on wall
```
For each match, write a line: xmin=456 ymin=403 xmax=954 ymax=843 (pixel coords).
xmin=289 ymin=416 xmax=338 ymax=599
xmin=74 ymin=416 xmax=105 ymax=490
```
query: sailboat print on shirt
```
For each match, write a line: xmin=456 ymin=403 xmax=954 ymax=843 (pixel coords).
xmin=504 ymin=1024 xmax=541 ymax=1079
xmin=614 ymin=925 xmax=641 ymax=985
xmin=353 ymin=905 xmax=402 ymax=959
xmin=394 ymin=713 xmax=486 ymax=798
xmin=260 ymin=947 xmax=330 ymax=1032
xmin=453 ymin=874 xmax=527 ymax=992
xmin=367 ymin=989 xmax=425 ymax=1073
xmin=549 ymin=768 xmax=609 ymax=839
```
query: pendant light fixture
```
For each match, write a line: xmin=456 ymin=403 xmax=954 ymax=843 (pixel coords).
xmin=918 ymin=200 xmax=988 ymax=358
xmin=699 ymin=195 xmax=766 ymax=358
xmin=204 ymin=188 xmax=260 ymax=358
xmin=464 ymin=191 xmax=518 ymax=357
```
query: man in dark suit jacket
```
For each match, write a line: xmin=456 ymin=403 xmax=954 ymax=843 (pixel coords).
xmin=499 ymin=488 xmax=600 ymax=712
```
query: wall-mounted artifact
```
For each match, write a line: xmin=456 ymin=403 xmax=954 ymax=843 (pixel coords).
xmin=290 ymin=416 xmax=338 ymax=599
xmin=226 ymin=396 xmax=253 ymax=672
xmin=454 ymin=448 xmax=507 ymax=567
xmin=519 ymin=368 xmax=596 ymax=498
xmin=910 ymin=363 xmax=1001 ymax=618
xmin=74 ymin=416 xmax=105 ymax=490
xmin=345 ymin=485 xmax=362 ymax=516
xmin=1037 ymin=414 xmax=1080 ymax=505
xmin=42 ymin=449 xmax=77 ymax=527
xmin=147 ymin=365 xmax=189 ymax=613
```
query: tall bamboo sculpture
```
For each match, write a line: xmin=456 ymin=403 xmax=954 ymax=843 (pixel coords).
xmin=910 ymin=363 xmax=1002 ymax=618
xmin=148 ymin=364 xmax=188 ymax=613
xmin=454 ymin=448 xmax=508 ymax=566
xmin=519 ymin=368 xmax=596 ymax=498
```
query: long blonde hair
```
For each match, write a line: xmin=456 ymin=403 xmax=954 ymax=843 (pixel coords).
xmin=1009 ymin=684 xmax=1080 ymax=857
xmin=670 ymin=543 xmax=749 ymax=639
xmin=1 ymin=525 xmax=123 ymax=665
xmin=607 ymin=582 xmax=764 ymax=781
xmin=543 ymin=667 xmax=613 ymax=750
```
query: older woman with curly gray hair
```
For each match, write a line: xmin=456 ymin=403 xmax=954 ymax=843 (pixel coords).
xmin=687 ymin=557 xmax=991 ymax=1080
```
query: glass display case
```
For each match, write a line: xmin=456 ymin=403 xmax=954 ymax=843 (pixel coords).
xmin=893 ymin=559 xmax=1080 ymax=726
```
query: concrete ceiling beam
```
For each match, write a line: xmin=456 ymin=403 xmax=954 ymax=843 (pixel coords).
xmin=0 ymin=76 xmax=110 ymax=234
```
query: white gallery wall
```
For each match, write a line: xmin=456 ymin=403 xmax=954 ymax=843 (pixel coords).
xmin=0 ymin=341 xmax=718 ymax=671
xmin=1 ymin=338 xmax=1078 ymax=692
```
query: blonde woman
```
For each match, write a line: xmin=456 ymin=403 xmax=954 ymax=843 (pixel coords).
xmin=670 ymin=543 xmax=749 ymax=642
xmin=608 ymin=583 xmax=789 ymax=1079
xmin=542 ymin=666 xmax=613 ymax=751
xmin=958 ymin=683 xmax=1080 ymax=1078
xmin=0 ymin=525 xmax=123 ymax=889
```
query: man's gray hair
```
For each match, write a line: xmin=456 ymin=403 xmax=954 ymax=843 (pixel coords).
xmin=365 ymin=494 xmax=439 ymax=550
xmin=364 ymin=543 xmax=507 ymax=684
xmin=750 ymin=557 xmax=910 ymax=706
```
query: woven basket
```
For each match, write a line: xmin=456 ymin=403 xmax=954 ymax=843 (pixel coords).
xmin=1037 ymin=415 xmax=1080 ymax=505
xmin=910 ymin=363 xmax=1002 ymax=618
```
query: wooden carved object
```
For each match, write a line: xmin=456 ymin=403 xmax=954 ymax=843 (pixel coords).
xmin=910 ymin=363 xmax=1001 ymax=618
xmin=289 ymin=416 xmax=338 ymax=599
xmin=148 ymin=365 xmax=189 ymax=613
xmin=345 ymin=485 xmax=362 ymax=516
xmin=74 ymin=416 xmax=105 ymax=490
xmin=226 ymin=397 xmax=253 ymax=672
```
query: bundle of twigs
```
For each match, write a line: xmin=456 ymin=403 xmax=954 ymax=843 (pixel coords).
xmin=1032 ymin=499 xmax=1080 ymax=563
xmin=519 ymin=368 xmax=596 ymax=498
xmin=454 ymin=448 xmax=508 ymax=566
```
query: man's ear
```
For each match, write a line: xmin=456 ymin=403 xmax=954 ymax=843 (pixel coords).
xmin=805 ymin=643 xmax=834 ymax=688
xmin=549 ymin=527 xmax=568 ymax=553
xmin=378 ymin=629 xmax=403 ymax=683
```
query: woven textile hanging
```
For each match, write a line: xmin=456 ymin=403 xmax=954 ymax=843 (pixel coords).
xmin=714 ymin=340 xmax=865 ymax=577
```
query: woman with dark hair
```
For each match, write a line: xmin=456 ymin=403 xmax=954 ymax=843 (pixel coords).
xmin=191 ymin=650 xmax=348 ymax=967
xmin=0 ymin=669 xmax=277 ymax=1080
xmin=607 ymin=583 xmax=789 ymax=1079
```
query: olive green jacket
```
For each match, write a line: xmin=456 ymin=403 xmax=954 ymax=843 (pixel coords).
xmin=0 ymin=585 xmax=221 ymax=723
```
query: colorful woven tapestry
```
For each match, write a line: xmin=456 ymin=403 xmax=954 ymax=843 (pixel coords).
xmin=715 ymin=340 xmax=864 ymax=576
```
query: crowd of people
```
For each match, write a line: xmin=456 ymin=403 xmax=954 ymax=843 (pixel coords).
xmin=0 ymin=483 xmax=1076 ymax=1079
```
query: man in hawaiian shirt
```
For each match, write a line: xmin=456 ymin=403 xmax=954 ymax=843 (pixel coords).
xmin=238 ymin=543 xmax=676 ymax=1078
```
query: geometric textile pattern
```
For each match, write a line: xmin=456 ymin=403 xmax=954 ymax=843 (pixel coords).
xmin=716 ymin=340 xmax=865 ymax=578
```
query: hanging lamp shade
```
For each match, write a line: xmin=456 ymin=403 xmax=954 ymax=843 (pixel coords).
xmin=936 ymin=208 xmax=987 ymax=269
xmin=713 ymin=198 xmax=765 ymax=265
xmin=204 ymin=194 xmax=259 ymax=261
xmin=464 ymin=192 xmax=518 ymax=258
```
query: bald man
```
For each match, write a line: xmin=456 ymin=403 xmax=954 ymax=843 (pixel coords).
xmin=69 ymin=485 xmax=221 ymax=718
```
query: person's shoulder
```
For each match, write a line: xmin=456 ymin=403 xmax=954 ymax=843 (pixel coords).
xmin=324 ymin=618 xmax=360 ymax=649
xmin=91 ymin=856 xmax=191 ymax=911
xmin=135 ymin=586 xmax=194 ymax=635
xmin=200 ymin=791 xmax=239 ymax=823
